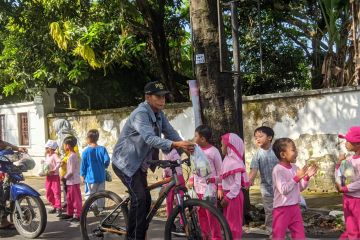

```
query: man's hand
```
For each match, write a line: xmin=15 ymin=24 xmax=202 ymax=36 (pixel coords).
xmin=80 ymin=176 xmax=85 ymax=184
xmin=17 ymin=147 xmax=27 ymax=153
xmin=172 ymin=141 xmax=195 ymax=153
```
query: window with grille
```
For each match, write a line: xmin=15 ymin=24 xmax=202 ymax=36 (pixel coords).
xmin=0 ymin=115 xmax=4 ymax=141
xmin=18 ymin=113 xmax=29 ymax=146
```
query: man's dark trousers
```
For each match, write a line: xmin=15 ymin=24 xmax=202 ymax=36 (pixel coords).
xmin=112 ymin=163 xmax=151 ymax=240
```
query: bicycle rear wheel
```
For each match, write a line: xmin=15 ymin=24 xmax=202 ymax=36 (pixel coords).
xmin=164 ymin=199 xmax=232 ymax=240
xmin=80 ymin=190 xmax=128 ymax=240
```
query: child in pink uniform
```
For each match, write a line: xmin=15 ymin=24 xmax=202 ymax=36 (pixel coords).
xmin=335 ymin=126 xmax=360 ymax=239
xmin=44 ymin=140 xmax=62 ymax=215
xmin=220 ymin=133 xmax=249 ymax=240
xmin=59 ymin=136 xmax=82 ymax=222
xmin=188 ymin=125 xmax=222 ymax=239
xmin=162 ymin=149 xmax=186 ymax=228
xmin=271 ymin=138 xmax=317 ymax=240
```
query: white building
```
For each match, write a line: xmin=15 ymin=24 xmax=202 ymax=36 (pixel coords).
xmin=0 ymin=88 xmax=57 ymax=175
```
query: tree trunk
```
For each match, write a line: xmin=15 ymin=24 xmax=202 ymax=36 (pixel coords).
xmin=352 ymin=0 xmax=360 ymax=85
xmin=308 ymin=2 xmax=325 ymax=89
xmin=190 ymin=0 xmax=238 ymax=145
xmin=190 ymin=0 xmax=252 ymax=224
xmin=311 ymin=35 xmax=324 ymax=89
xmin=135 ymin=0 xmax=186 ymax=102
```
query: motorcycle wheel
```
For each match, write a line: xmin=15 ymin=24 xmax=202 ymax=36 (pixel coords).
xmin=12 ymin=195 xmax=47 ymax=239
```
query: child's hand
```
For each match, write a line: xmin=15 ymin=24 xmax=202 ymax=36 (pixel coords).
xmin=296 ymin=166 xmax=308 ymax=179
xmin=217 ymin=189 xmax=223 ymax=200
xmin=60 ymin=161 xmax=65 ymax=167
xmin=335 ymin=182 xmax=343 ymax=192
xmin=338 ymin=153 xmax=346 ymax=164
xmin=220 ymin=197 xmax=228 ymax=208
xmin=306 ymin=165 xmax=318 ymax=178
xmin=80 ymin=176 xmax=84 ymax=184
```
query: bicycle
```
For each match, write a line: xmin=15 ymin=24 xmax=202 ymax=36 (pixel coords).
xmin=80 ymin=158 xmax=232 ymax=240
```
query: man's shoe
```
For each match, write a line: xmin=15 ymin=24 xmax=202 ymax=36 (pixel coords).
xmin=59 ymin=214 xmax=72 ymax=220
xmin=91 ymin=205 xmax=100 ymax=217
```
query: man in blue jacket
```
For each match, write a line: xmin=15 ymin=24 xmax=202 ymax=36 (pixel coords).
xmin=112 ymin=81 xmax=194 ymax=240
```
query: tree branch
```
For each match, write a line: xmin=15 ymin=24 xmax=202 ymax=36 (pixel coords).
xmin=279 ymin=27 xmax=311 ymax=58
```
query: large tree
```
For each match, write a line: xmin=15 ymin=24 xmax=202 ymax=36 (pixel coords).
xmin=190 ymin=0 xmax=238 ymax=141
xmin=190 ymin=0 xmax=252 ymax=222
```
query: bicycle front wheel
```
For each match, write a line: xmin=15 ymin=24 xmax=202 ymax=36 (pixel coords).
xmin=80 ymin=190 xmax=128 ymax=240
xmin=164 ymin=199 xmax=232 ymax=240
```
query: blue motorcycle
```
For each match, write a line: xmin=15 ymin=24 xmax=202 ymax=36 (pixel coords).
xmin=0 ymin=150 xmax=47 ymax=238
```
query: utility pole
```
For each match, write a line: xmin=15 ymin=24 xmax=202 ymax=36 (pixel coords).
xmin=230 ymin=1 xmax=244 ymax=138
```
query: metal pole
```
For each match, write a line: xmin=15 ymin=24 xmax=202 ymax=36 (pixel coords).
xmin=258 ymin=0 xmax=263 ymax=74
xmin=231 ymin=3 xmax=250 ymax=223
xmin=230 ymin=1 xmax=244 ymax=138
xmin=217 ymin=0 xmax=225 ymax=72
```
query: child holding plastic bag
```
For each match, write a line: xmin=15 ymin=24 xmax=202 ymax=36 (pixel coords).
xmin=335 ymin=126 xmax=360 ymax=239
xmin=220 ymin=133 xmax=250 ymax=239
xmin=162 ymin=149 xmax=186 ymax=234
xmin=188 ymin=125 xmax=222 ymax=239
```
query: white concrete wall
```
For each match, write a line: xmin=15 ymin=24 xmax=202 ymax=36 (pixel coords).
xmin=0 ymin=89 xmax=56 ymax=175
xmin=47 ymin=86 xmax=360 ymax=189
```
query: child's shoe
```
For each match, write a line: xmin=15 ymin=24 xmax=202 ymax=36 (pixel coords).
xmin=61 ymin=203 xmax=67 ymax=211
xmin=59 ymin=214 xmax=72 ymax=220
xmin=56 ymin=209 xmax=62 ymax=217
xmin=70 ymin=217 xmax=80 ymax=223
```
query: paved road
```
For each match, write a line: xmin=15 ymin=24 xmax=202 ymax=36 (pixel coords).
xmin=0 ymin=177 xmax=341 ymax=239
xmin=0 ymin=213 xmax=269 ymax=240
xmin=0 ymin=177 xmax=269 ymax=239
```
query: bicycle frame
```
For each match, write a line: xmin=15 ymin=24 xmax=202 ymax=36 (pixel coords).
xmin=146 ymin=174 xmax=187 ymax=224
xmin=99 ymin=169 xmax=188 ymax=234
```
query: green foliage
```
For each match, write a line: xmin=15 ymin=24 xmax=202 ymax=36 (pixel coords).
xmin=0 ymin=0 xmax=355 ymax=107
xmin=230 ymin=2 xmax=311 ymax=95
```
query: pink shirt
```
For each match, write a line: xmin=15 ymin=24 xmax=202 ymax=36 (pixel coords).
xmin=189 ymin=145 xmax=222 ymax=195
xmin=64 ymin=152 xmax=80 ymax=185
xmin=337 ymin=155 xmax=360 ymax=198
xmin=222 ymin=172 xmax=242 ymax=199
xmin=45 ymin=153 xmax=61 ymax=175
xmin=272 ymin=163 xmax=309 ymax=209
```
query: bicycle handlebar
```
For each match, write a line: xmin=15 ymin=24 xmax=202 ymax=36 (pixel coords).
xmin=146 ymin=158 xmax=191 ymax=169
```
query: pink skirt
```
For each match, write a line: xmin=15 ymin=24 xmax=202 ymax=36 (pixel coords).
xmin=223 ymin=190 xmax=244 ymax=239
